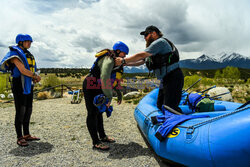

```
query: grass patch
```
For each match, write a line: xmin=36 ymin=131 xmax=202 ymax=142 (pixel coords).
xmin=0 ymin=73 xmax=10 ymax=94
xmin=245 ymin=97 xmax=250 ymax=101
xmin=133 ymin=99 xmax=140 ymax=105
xmin=71 ymin=137 xmax=77 ymax=141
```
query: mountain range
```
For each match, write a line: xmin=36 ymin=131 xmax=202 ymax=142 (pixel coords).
xmin=124 ymin=52 xmax=250 ymax=73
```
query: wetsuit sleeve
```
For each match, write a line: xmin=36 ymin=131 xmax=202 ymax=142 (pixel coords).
xmin=98 ymin=56 xmax=114 ymax=102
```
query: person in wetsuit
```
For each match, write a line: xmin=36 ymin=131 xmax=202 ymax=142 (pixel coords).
xmin=0 ymin=34 xmax=41 ymax=146
xmin=82 ymin=41 xmax=129 ymax=150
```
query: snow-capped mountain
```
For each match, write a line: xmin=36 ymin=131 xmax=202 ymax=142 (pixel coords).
xmin=213 ymin=52 xmax=249 ymax=63
xmin=123 ymin=53 xmax=250 ymax=73
xmin=196 ymin=54 xmax=217 ymax=62
xmin=124 ymin=65 xmax=148 ymax=73
xmin=180 ymin=53 xmax=250 ymax=69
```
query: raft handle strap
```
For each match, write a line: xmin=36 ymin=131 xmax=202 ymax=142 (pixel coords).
xmin=177 ymin=106 xmax=250 ymax=130
xmin=135 ymin=107 xmax=160 ymax=127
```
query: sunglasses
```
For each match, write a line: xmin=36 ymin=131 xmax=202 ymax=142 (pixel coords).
xmin=144 ymin=32 xmax=151 ymax=38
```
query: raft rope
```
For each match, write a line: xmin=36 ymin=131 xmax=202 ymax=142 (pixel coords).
xmin=177 ymin=106 xmax=250 ymax=132
xmin=135 ymin=107 xmax=159 ymax=126
xmin=135 ymin=106 xmax=250 ymax=130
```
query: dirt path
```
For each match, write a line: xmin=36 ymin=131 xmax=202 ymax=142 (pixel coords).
xmin=0 ymin=96 xmax=171 ymax=167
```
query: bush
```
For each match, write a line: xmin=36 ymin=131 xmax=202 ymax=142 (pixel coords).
xmin=247 ymin=78 xmax=250 ymax=84
xmin=245 ymin=97 xmax=250 ymax=102
xmin=0 ymin=74 xmax=8 ymax=94
xmin=222 ymin=66 xmax=241 ymax=79
xmin=42 ymin=75 xmax=61 ymax=88
xmin=133 ymin=99 xmax=140 ymax=105
xmin=214 ymin=70 xmax=222 ymax=78
xmin=143 ymin=87 xmax=151 ymax=93
xmin=184 ymin=75 xmax=201 ymax=90
xmin=201 ymin=78 xmax=215 ymax=86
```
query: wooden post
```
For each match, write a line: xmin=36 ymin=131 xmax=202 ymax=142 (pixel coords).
xmin=61 ymin=84 xmax=63 ymax=97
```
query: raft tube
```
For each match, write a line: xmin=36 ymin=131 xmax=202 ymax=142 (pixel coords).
xmin=134 ymin=88 xmax=250 ymax=167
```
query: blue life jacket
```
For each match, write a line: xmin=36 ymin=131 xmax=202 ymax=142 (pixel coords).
xmin=0 ymin=46 xmax=37 ymax=94
xmin=186 ymin=93 xmax=205 ymax=112
xmin=93 ymin=94 xmax=113 ymax=117
xmin=153 ymin=106 xmax=209 ymax=141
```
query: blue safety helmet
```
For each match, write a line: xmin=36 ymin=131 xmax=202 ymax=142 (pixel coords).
xmin=113 ymin=41 xmax=129 ymax=55
xmin=16 ymin=34 xmax=33 ymax=44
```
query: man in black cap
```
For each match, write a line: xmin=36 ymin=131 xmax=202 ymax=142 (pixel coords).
xmin=115 ymin=25 xmax=184 ymax=112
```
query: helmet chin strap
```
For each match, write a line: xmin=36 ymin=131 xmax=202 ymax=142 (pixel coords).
xmin=18 ymin=43 xmax=25 ymax=50
xmin=115 ymin=50 xmax=121 ymax=57
xmin=18 ymin=42 xmax=28 ymax=50
xmin=18 ymin=41 xmax=23 ymax=47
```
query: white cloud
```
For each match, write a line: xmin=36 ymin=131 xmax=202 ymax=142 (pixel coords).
xmin=0 ymin=0 xmax=249 ymax=68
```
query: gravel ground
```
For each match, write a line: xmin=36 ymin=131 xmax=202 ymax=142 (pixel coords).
xmin=0 ymin=96 xmax=172 ymax=167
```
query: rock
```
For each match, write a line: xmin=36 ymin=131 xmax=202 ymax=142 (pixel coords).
xmin=123 ymin=91 xmax=140 ymax=100
xmin=7 ymin=93 xmax=13 ymax=99
xmin=119 ymin=86 xmax=138 ymax=95
xmin=0 ymin=94 xmax=5 ymax=99
xmin=53 ymin=92 xmax=62 ymax=98
xmin=207 ymin=87 xmax=233 ymax=101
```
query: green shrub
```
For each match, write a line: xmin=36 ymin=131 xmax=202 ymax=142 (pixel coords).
xmin=184 ymin=75 xmax=201 ymax=90
xmin=214 ymin=70 xmax=222 ymax=78
xmin=133 ymin=99 xmax=140 ymax=105
xmin=201 ymin=78 xmax=215 ymax=86
xmin=42 ymin=75 xmax=61 ymax=88
xmin=143 ymin=87 xmax=151 ymax=93
xmin=0 ymin=74 xmax=10 ymax=94
xmin=245 ymin=97 xmax=250 ymax=102
xmin=222 ymin=66 xmax=241 ymax=79
xmin=0 ymin=76 xmax=6 ymax=94
xmin=247 ymin=78 xmax=250 ymax=84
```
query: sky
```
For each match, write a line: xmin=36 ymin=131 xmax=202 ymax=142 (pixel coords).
xmin=0 ymin=0 xmax=250 ymax=68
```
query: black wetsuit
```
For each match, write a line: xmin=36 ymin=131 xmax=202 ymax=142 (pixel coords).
xmin=12 ymin=77 xmax=33 ymax=138
xmin=157 ymin=68 xmax=184 ymax=112
xmin=82 ymin=75 xmax=106 ymax=145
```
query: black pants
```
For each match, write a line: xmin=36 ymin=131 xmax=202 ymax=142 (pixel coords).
xmin=82 ymin=77 xmax=106 ymax=145
xmin=157 ymin=68 xmax=184 ymax=112
xmin=11 ymin=77 xmax=33 ymax=138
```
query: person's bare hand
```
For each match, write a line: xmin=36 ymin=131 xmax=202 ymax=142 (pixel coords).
xmin=106 ymin=101 xmax=111 ymax=108
xmin=36 ymin=75 xmax=41 ymax=82
xmin=33 ymin=75 xmax=41 ymax=83
xmin=115 ymin=57 xmax=123 ymax=66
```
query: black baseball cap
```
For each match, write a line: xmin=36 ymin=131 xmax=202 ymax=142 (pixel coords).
xmin=140 ymin=25 xmax=161 ymax=35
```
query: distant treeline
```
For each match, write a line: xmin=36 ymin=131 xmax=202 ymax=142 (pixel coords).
xmin=40 ymin=68 xmax=89 ymax=75
xmin=182 ymin=68 xmax=250 ymax=80
xmin=39 ymin=67 xmax=250 ymax=79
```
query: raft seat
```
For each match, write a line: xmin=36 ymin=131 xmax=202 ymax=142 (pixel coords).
xmin=214 ymin=104 xmax=226 ymax=111
xmin=180 ymin=104 xmax=226 ymax=115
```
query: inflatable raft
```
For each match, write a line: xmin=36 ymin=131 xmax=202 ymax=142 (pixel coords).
xmin=134 ymin=88 xmax=250 ymax=167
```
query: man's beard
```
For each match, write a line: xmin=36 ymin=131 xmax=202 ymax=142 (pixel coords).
xmin=146 ymin=36 xmax=155 ymax=48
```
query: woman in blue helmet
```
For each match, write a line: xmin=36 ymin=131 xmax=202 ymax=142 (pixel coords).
xmin=0 ymin=34 xmax=41 ymax=147
xmin=82 ymin=41 xmax=129 ymax=150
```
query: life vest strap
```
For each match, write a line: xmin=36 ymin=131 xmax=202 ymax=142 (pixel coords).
xmin=166 ymin=62 xmax=179 ymax=74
